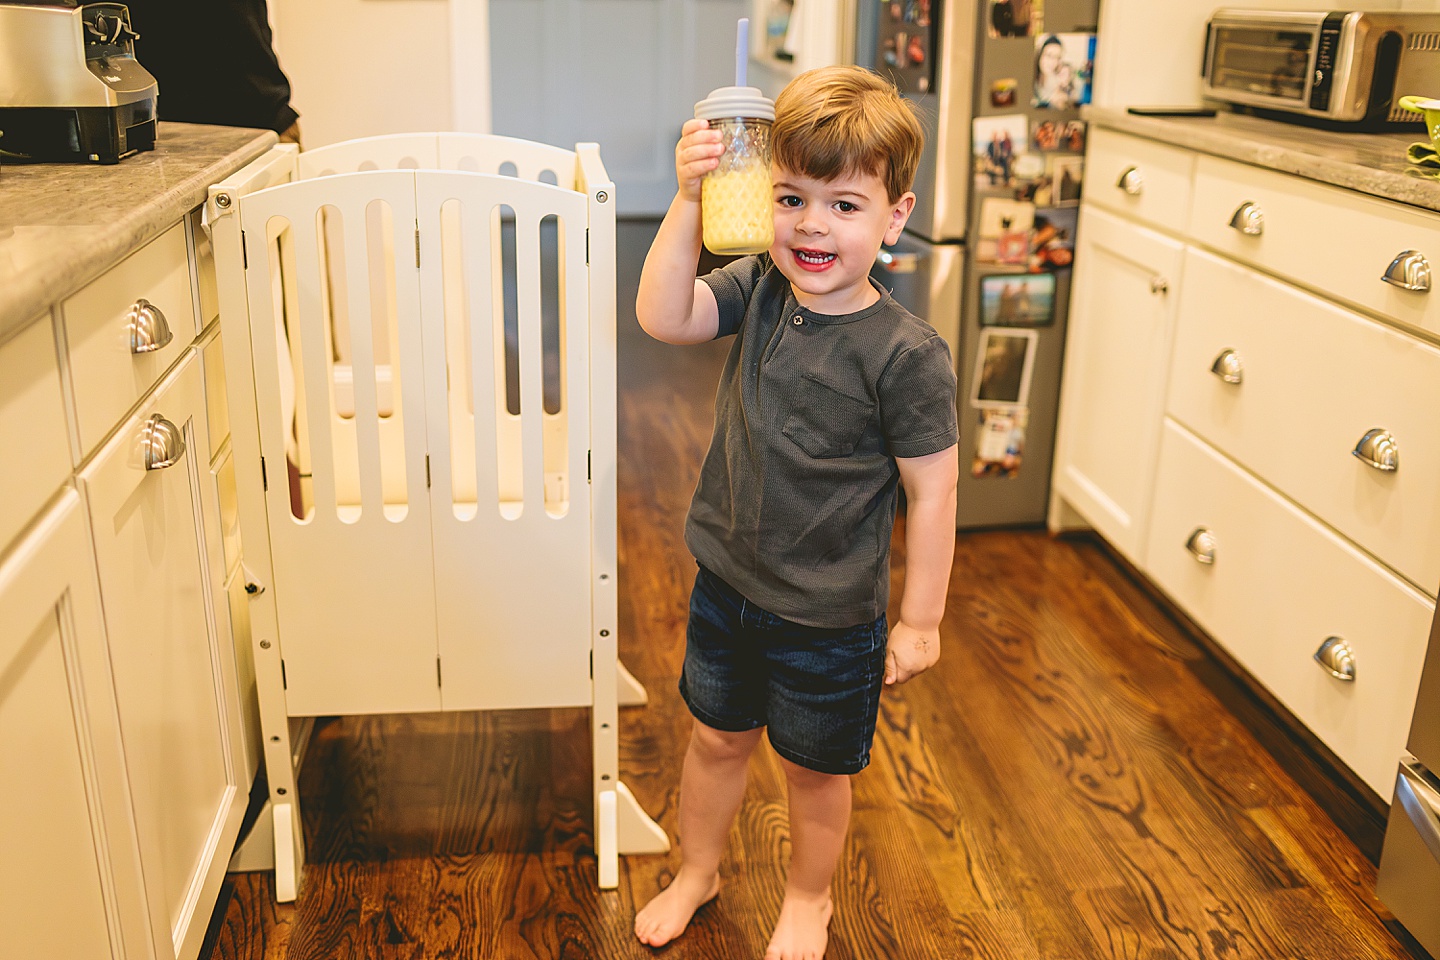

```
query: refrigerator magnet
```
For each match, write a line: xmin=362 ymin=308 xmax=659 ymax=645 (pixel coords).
xmin=971 ymin=328 xmax=1038 ymax=409
xmin=972 ymin=406 xmax=1028 ymax=479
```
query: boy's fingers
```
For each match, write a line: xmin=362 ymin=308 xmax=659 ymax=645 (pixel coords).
xmin=884 ymin=649 xmax=898 ymax=685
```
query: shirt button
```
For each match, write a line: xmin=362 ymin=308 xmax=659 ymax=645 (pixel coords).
xmin=792 ymin=315 xmax=804 ymax=325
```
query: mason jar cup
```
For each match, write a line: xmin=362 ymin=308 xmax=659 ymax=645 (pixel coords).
xmin=694 ymin=86 xmax=775 ymax=256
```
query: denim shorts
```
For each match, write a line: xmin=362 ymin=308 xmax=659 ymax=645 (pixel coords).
xmin=678 ymin=565 xmax=889 ymax=775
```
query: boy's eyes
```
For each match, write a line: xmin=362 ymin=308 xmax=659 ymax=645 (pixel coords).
xmin=774 ymin=196 xmax=860 ymax=212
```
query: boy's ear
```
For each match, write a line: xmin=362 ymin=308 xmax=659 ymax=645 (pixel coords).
xmin=886 ymin=192 xmax=917 ymax=245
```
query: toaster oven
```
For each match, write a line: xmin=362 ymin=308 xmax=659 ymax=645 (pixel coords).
xmin=1202 ymin=9 xmax=1440 ymax=126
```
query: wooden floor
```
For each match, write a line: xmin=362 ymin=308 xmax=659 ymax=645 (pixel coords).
xmin=211 ymin=221 xmax=1425 ymax=960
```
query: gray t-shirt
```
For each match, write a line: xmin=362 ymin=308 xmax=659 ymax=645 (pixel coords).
xmin=685 ymin=254 xmax=959 ymax=629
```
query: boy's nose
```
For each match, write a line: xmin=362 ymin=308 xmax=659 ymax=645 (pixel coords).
xmin=797 ymin=212 xmax=828 ymax=235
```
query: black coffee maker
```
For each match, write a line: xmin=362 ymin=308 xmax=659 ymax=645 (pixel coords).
xmin=0 ymin=1 xmax=159 ymax=163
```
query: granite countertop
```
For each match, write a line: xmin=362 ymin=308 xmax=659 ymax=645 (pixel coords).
xmin=0 ymin=122 xmax=278 ymax=342
xmin=1085 ymin=106 xmax=1440 ymax=214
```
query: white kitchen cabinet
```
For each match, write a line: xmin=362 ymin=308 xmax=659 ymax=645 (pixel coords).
xmin=0 ymin=317 xmax=71 ymax=549
xmin=1057 ymin=116 xmax=1440 ymax=802
xmin=1146 ymin=419 xmax=1434 ymax=796
xmin=1168 ymin=247 xmax=1440 ymax=596
xmin=1053 ymin=205 xmax=1185 ymax=564
xmin=0 ymin=491 xmax=152 ymax=960
xmin=62 ymin=221 xmax=198 ymax=458
xmin=1082 ymin=127 xmax=1195 ymax=232
xmin=1187 ymin=155 xmax=1440 ymax=341
xmin=79 ymin=353 xmax=248 ymax=960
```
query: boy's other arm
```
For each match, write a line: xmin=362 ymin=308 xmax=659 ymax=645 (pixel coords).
xmin=636 ymin=119 xmax=724 ymax=345
xmin=887 ymin=443 xmax=960 ymax=684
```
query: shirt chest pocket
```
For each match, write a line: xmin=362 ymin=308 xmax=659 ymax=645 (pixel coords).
xmin=782 ymin=374 xmax=874 ymax=459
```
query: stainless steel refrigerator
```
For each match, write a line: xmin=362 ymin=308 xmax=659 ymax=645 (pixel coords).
xmin=861 ymin=0 xmax=1100 ymax=527
xmin=1377 ymin=601 xmax=1440 ymax=958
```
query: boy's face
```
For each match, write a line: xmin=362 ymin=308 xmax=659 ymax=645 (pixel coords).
xmin=770 ymin=165 xmax=915 ymax=315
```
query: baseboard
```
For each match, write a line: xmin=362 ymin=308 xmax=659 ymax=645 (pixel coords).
xmin=1063 ymin=531 xmax=1390 ymax=865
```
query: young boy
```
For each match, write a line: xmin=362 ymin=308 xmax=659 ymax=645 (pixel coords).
xmin=633 ymin=66 xmax=960 ymax=960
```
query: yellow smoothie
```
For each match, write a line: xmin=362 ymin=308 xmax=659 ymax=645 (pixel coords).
xmin=702 ymin=166 xmax=773 ymax=255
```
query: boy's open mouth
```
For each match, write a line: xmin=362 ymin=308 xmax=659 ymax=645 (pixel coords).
xmin=793 ymin=249 xmax=836 ymax=270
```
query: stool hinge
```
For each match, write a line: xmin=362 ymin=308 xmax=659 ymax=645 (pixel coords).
xmin=415 ymin=225 xmax=421 ymax=268
xmin=261 ymin=456 xmax=268 ymax=491
xmin=241 ymin=230 xmax=248 ymax=269
xmin=437 ymin=657 xmax=443 ymax=687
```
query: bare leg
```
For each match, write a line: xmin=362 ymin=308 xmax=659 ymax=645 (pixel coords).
xmin=765 ymin=757 xmax=851 ymax=960
xmin=634 ymin=720 xmax=763 ymax=947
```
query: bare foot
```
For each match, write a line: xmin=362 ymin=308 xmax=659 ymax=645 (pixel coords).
xmin=764 ymin=891 xmax=833 ymax=960
xmin=634 ymin=868 xmax=720 ymax=947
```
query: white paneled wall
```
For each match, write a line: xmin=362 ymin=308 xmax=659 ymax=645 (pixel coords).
xmin=1091 ymin=0 xmax=1420 ymax=109
xmin=270 ymin=0 xmax=456 ymax=149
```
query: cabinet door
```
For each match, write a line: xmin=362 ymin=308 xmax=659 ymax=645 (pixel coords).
xmin=1052 ymin=205 xmax=1184 ymax=563
xmin=0 ymin=492 xmax=152 ymax=960
xmin=80 ymin=353 xmax=247 ymax=960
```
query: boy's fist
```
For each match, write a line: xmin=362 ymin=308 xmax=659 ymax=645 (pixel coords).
xmin=675 ymin=118 xmax=724 ymax=203
xmin=885 ymin=621 xmax=940 ymax=685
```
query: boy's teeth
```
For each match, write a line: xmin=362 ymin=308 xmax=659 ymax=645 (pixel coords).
xmin=796 ymin=250 xmax=835 ymax=264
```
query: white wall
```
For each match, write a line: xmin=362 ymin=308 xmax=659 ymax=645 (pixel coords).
xmin=271 ymin=0 xmax=457 ymax=149
xmin=1091 ymin=0 xmax=1435 ymax=109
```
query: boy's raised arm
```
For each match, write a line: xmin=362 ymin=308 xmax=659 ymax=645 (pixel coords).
xmin=636 ymin=119 xmax=724 ymax=345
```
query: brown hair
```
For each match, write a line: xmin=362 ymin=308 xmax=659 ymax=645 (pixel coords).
xmin=771 ymin=66 xmax=925 ymax=203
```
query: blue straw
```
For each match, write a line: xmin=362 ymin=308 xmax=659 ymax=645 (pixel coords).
xmin=737 ymin=18 xmax=748 ymax=87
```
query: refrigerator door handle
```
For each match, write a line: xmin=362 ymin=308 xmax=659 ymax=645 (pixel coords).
xmin=1396 ymin=763 xmax=1440 ymax=865
xmin=876 ymin=249 xmax=923 ymax=274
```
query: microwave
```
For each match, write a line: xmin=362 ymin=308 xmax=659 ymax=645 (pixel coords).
xmin=1202 ymin=9 xmax=1440 ymax=125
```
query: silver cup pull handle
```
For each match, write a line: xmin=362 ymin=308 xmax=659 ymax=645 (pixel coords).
xmin=141 ymin=414 xmax=186 ymax=471
xmin=1313 ymin=636 xmax=1356 ymax=681
xmin=128 ymin=298 xmax=174 ymax=354
xmin=1210 ymin=348 xmax=1244 ymax=384
xmin=1150 ymin=276 xmax=1170 ymax=295
xmin=1116 ymin=166 xmax=1143 ymax=195
xmin=1352 ymin=428 xmax=1399 ymax=472
xmin=1185 ymin=527 xmax=1216 ymax=564
xmin=1381 ymin=250 xmax=1432 ymax=292
xmin=1228 ymin=201 xmax=1264 ymax=236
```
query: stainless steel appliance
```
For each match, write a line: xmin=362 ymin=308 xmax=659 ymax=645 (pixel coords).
xmin=1202 ymin=9 xmax=1440 ymax=126
xmin=1377 ymin=599 xmax=1440 ymax=958
xmin=860 ymin=0 xmax=1098 ymax=527
xmin=0 ymin=1 xmax=158 ymax=163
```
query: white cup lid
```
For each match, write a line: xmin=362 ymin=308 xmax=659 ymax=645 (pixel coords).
xmin=695 ymin=86 xmax=775 ymax=122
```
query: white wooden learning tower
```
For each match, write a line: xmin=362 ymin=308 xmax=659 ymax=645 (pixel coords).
xmin=208 ymin=134 xmax=668 ymax=901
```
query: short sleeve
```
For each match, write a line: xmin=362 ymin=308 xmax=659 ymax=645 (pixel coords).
xmin=877 ymin=335 xmax=959 ymax=459
xmin=699 ymin=255 xmax=768 ymax=339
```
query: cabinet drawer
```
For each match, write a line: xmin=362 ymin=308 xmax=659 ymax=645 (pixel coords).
xmin=62 ymin=221 xmax=197 ymax=457
xmin=1145 ymin=418 xmax=1434 ymax=798
xmin=1082 ymin=128 xmax=1195 ymax=233
xmin=0 ymin=319 xmax=71 ymax=551
xmin=1169 ymin=248 xmax=1440 ymax=596
xmin=1188 ymin=156 xmax=1440 ymax=339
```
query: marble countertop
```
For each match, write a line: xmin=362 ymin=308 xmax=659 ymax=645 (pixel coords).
xmin=0 ymin=122 xmax=277 ymax=342
xmin=1084 ymin=107 xmax=1440 ymax=214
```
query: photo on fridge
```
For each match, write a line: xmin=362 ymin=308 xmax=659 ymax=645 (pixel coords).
xmin=1032 ymin=33 xmax=1095 ymax=109
xmin=979 ymin=273 xmax=1056 ymax=327
xmin=973 ymin=114 xmax=1030 ymax=188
